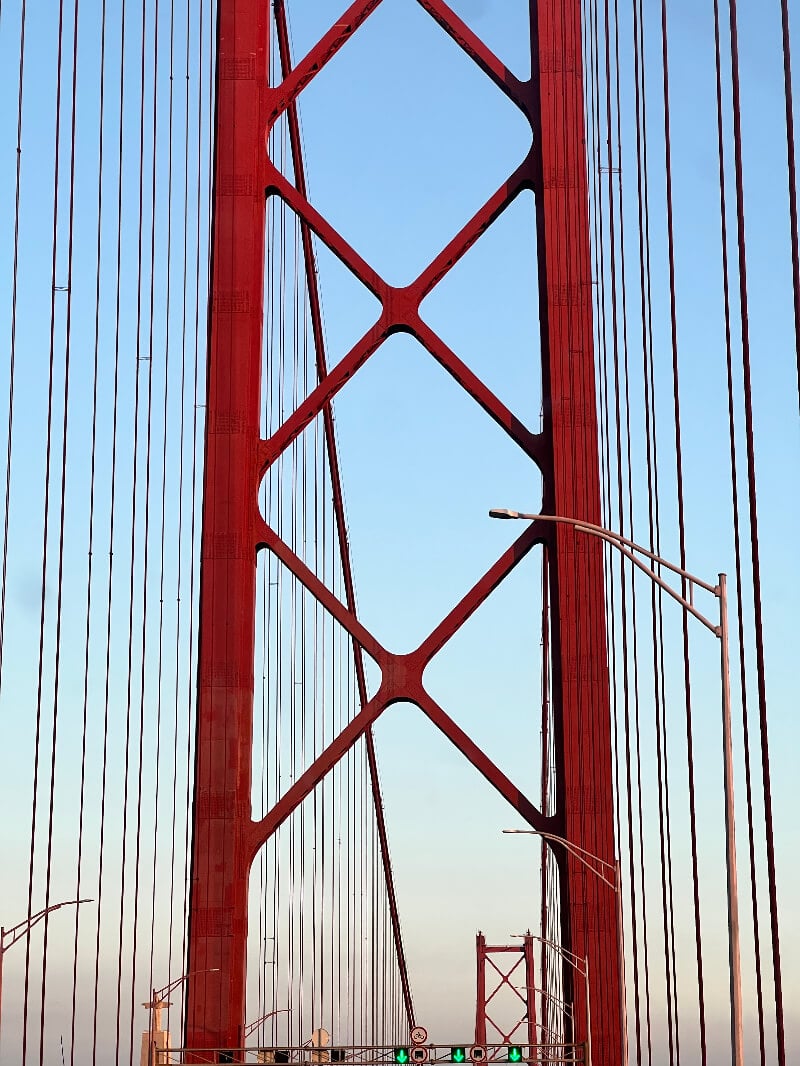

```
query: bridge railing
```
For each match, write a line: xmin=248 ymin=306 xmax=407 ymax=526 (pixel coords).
xmin=154 ymin=1044 xmax=586 ymax=1066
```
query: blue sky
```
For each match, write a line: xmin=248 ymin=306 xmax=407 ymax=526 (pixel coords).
xmin=0 ymin=0 xmax=797 ymax=1063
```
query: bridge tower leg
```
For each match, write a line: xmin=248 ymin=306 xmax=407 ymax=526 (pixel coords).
xmin=185 ymin=0 xmax=269 ymax=1052
xmin=532 ymin=2 xmax=624 ymax=1062
xmin=474 ymin=933 xmax=537 ymax=1049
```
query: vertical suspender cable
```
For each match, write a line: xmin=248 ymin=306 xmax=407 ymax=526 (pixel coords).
xmin=116 ymin=0 xmax=149 ymax=1052
xmin=179 ymin=0 xmax=211 ymax=1035
xmin=657 ymin=6 xmax=708 ymax=1061
xmin=70 ymin=0 xmax=109 ymax=1058
xmin=167 ymin=0 xmax=191 ymax=1005
xmin=24 ymin=0 xmax=68 ymax=1057
xmin=0 ymin=0 xmax=28 ymax=695
xmin=92 ymin=2 xmax=128 ymax=1058
xmin=149 ymin=0 xmax=177 ymax=1008
xmin=631 ymin=1 xmax=663 ymax=1058
xmin=726 ymin=2 xmax=786 ymax=1061
xmin=38 ymin=0 xmax=83 ymax=1060
xmin=711 ymin=1 xmax=767 ymax=1061
xmin=777 ymin=0 xmax=800 ymax=408
xmin=613 ymin=0 xmax=683 ymax=1046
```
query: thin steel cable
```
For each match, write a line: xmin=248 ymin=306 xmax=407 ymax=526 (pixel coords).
xmin=114 ymin=0 xmax=151 ymax=1055
xmin=166 ymin=0 xmax=192 ymax=1014
xmin=0 ymin=0 xmax=28 ymax=701
xmin=600 ymin=0 xmax=658 ymax=1057
xmin=593 ymin=0 xmax=650 ymax=1053
xmin=148 ymin=0 xmax=177 ymax=1012
xmin=38 ymin=0 xmax=83 ymax=1059
xmin=90 ymin=2 xmax=129 ymax=1058
xmin=777 ymin=0 xmax=800 ymax=408
xmin=726 ymin=2 xmax=786 ymax=1061
xmin=630 ymin=1 xmax=660 ymax=1057
xmin=582 ymin=0 xmax=625 ymax=1043
xmin=23 ymin=0 xmax=70 ymax=1057
xmin=710 ymin=2 xmax=767 ymax=1062
xmin=69 ymin=0 xmax=109 ymax=1058
xmin=539 ymin=550 xmax=551 ymax=1029
xmin=612 ymin=0 xmax=683 ymax=1052
xmin=178 ymin=0 xmax=212 ymax=1038
xmin=657 ymin=6 xmax=708 ymax=1061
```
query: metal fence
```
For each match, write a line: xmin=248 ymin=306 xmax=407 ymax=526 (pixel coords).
xmin=155 ymin=1044 xmax=587 ymax=1065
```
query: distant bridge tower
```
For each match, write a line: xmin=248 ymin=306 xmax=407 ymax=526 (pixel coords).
xmin=475 ymin=933 xmax=537 ymax=1049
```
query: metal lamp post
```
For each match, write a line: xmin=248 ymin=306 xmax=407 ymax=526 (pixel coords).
xmin=509 ymin=833 xmax=616 ymax=1066
xmin=504 ymin=831 xmax=616 ymax=890
xmin=511 ymin=932 xmax=591 ymax=1066
xmin=507 ymin=836 xmax=628 ymax=1066
xmin=513 ymin=984 xmax=574 ymax=1047
xmin=145 ymin=968 xmax=220 ymax=1066
xmin=240 ymin=1007 xmax=292 ymax=1047
xmin=0 ymin=898 xmax=92 ymax=1051
xmin=533 ymin=1022 xmax=564 ymax=1045
xmin=491 ymin=508 xmax=743 ymax=1066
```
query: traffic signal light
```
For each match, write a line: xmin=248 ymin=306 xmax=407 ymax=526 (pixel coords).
xmin=507 ymin=1047 xmax=523 ymax=1063
xmin=451 ymin=1049 xmax=466 ymax=1063
xmin=394 ymin=1050 xmax=410 ymax=1064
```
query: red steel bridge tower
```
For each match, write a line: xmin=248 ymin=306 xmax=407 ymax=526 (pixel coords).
xmin=186 ymin=0 xmax=622 ymax=1062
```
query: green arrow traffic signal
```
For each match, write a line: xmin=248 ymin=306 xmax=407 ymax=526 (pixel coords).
xmin=507 ymin=1047 xmax=523 ymax=1063
xmin=451 ymin=1049 xmax=466 ymax=1063
xmin=394 ymin=1050 xmax=410 ymax=1064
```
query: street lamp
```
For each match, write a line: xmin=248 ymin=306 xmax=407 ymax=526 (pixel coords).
xmin=490 ymin=507 xmax=743 ymax=1066
xmin=513 ymin=985 xmax=573 ymax=1039
xmin=533 ymin=1022 xmax=563 ymax=1045
xmin=0 ymin=898 xmax=92 ymax=1049
xmin=510 ymin=933 xmax=590 ymax=1066
xmin=144 ymin=968 xmax=220 ymax=1066
xmin=503 ymin=830 xmax=616 ymax=890
xmin=240 ymin=1007 xmax=292 ymax=1044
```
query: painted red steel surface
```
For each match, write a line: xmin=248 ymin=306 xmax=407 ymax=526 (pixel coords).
xmin=186 ymin=0 xmax=270 ymax=1051
xmin=532 ymin=2 xmax=623 ymax=1060
xmin=188 ymin=0 xmax=621 ymax=1060
xmin=474 ymin=934 xmax=537 ymax=1048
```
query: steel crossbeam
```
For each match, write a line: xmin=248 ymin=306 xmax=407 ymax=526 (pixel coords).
xmin=475 ymin=935 xmax=538 ymax=1049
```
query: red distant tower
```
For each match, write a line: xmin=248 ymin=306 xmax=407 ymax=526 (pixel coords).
xmin=475 ymin=933 xmax=537 ymax=1049
xmin=187 ymin=1 xmax=622 ymax=1062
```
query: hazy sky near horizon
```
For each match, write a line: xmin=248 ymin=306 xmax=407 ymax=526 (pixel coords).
xmin=0 ymin=0 xmax=797 ymax=1063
